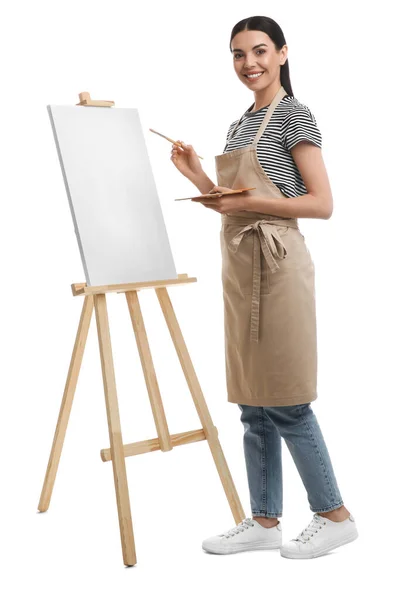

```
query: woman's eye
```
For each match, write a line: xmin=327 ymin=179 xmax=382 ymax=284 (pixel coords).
xmin=234 ymin=49 xmax=265 ymax=59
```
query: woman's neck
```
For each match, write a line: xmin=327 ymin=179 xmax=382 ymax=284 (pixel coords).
xmin=250 ymin=81 xmax=283 ymax=112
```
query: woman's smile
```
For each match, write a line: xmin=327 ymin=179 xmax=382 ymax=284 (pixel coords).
xmin=244 ymin=71 xmax=265 ymax=81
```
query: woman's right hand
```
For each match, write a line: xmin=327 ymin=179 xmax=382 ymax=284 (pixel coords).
xmin=170 ymin=140 xmax=203 ymax=181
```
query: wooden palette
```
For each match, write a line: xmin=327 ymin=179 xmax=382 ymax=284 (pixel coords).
xmin=174 ymin=186 xmax=256 ymax=201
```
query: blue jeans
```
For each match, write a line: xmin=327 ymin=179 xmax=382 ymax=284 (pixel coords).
xmin=238 ymin=402 xmax=344 ymax=517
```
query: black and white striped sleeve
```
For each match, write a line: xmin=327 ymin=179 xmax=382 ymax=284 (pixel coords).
xmin=223 ymin=120 xmax=237 ymax=151
xmin=226 ymin=120 xmax=237 ymax=142
xmin=281 ymin=105 xmax=322 ymax=151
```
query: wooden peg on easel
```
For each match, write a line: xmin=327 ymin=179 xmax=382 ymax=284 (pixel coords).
xmin=76 ymin=91 xmax=115 ymax=107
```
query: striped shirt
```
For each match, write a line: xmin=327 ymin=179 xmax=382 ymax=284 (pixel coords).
xmin=223 ymin=95 xmax=322 ymax=198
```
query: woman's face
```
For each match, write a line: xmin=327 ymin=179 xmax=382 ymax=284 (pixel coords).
xmin=231 ymin=30 xmax=287 ymax=90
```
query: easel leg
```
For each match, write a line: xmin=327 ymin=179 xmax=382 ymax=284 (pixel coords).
xmin=125 ymin=290 xmax=172 ymax=451
xmin=94 ymin=293 xmax=136 ymax=567
xmin=156 ymin=287 xmax=246 ymax=524
xmin=38 ymin=295 xmax=94 ymax=512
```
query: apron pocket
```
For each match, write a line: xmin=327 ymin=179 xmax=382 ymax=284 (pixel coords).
xmin=220 ymin=227 xmax=255 ymax=295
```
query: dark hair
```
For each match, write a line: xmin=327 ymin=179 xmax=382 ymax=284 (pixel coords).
xmin=229 ymin=16 xmax=294 ymax=97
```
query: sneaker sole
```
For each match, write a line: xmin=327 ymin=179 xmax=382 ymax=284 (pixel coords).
xmin=280 ymin=530 xmax=359 ymax=559
xmin=202 ymin=538 xmax=282 ymax=555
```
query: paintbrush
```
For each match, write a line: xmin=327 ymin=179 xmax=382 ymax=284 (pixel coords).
xmin=149 ymin=128 xmax=204 ymax=160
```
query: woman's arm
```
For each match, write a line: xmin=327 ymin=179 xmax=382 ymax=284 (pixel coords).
xmin=247 ymin=142 xmax=334 ymax=219
xmin=189 ymin=170 xmax=216 ymax=194
xmin=171 ymin=140 xmax=215 ymax=194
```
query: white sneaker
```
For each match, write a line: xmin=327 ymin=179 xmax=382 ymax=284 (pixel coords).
xmin=280 ymin=513 xmax=359 ymax=559
xmin=202 ymin=517 xmax=282 ymax=555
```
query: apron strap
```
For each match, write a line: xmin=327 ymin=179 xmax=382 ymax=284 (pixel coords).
xmin=253 ymin=85 xmax=288 ymax=145
xmin=227 ymin=218 xmax=297 ymax=343
xmin=225 ymin=85 xmax=288 ymax=148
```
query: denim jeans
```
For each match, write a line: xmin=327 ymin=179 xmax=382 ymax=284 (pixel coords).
xmin=237 ymin=402 xmax=344 ymax=517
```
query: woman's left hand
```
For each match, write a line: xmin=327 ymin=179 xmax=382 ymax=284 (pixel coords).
xmin=192 ymin=186 xmax=252 ymax=214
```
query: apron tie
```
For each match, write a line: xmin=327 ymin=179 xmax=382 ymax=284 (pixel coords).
xmin=227 ymin=219 xmax=291 ymax=343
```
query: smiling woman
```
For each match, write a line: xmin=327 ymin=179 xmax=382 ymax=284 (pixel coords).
xmin=170 ymin=14 xmax=357 ymax=561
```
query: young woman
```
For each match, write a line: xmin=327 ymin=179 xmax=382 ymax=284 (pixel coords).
xmin=171 ymin=16 xmax=358 ymax=560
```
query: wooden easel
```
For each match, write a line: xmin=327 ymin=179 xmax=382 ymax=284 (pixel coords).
xmin=38 ymin=92 xmax=245 ymax=567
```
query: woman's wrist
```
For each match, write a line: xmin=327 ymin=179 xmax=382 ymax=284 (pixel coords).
xmin=189 ymin=170 xmax=215 ymax=194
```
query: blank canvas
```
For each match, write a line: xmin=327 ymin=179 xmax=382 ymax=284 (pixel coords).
xmin=47 ymin=104 xmax=178 ymax=286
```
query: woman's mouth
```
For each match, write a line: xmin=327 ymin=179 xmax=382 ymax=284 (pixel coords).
xmin=244 ymin=71 xmax=264 ymax=80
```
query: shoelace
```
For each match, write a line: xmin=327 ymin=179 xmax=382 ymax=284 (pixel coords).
xmin=294 ymin=514 xmax=326 ymax=543
xmin=221 ymin=517 xmax=255 ymax=538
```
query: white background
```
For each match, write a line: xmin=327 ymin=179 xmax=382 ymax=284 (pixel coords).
xmin=1 ymin=0 xmax=397 ymax=597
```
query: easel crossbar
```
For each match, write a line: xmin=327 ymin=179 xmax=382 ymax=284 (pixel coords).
xmin=71 ymin=274 xmax=196 ymax=296
xmin=100 ymin=426 xmax=219 ymax=461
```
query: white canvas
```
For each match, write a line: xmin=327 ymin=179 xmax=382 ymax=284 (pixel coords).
xmin=47 ymin=104 xmax=177 ymax=286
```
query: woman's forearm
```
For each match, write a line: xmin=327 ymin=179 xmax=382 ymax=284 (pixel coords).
xmin=189 ymin=170 xmax=216 ymax=194
xmin=247 ymin=194 xmax=332 ymax=219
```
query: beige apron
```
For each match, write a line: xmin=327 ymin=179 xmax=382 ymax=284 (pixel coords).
xmin=215 ymin=85 xmax=317 ymax=407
